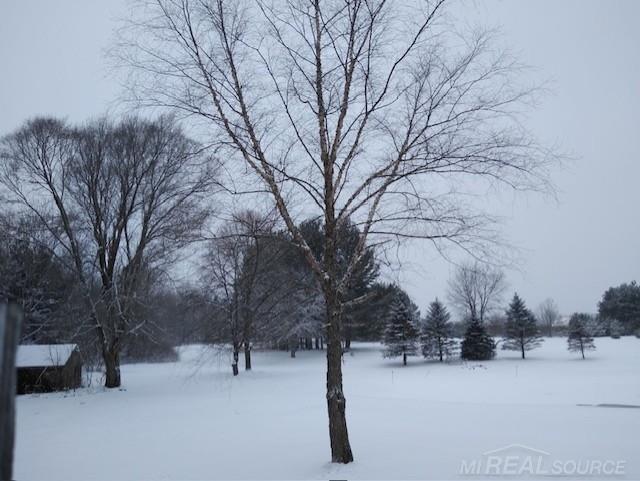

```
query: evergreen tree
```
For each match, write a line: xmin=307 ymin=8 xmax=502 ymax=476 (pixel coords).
xmin=382 ymin=295 xmax=419 ymax=365
xmin=567 ymin=313 xmax=596 ymax=359
xmin=421 ymin=298 xmax=456 ymax=361
xmin=502 ymin=293 xmax=543 ymax=359
xmin=460 ymin=316 xmax=496 ymax=361
xmin=297 ymin=218 xmax=380 ymax=347
xmin=598 ymin=281 xmax=640 ymax=334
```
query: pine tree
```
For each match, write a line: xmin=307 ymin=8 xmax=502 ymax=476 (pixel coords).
xmin=567 ymin=313 xmax=596 ymax=359
xmin=382 ymin=295 xmax=419 ymax=365
xmin=421 ymin=298 xmax=456 ymax=361
xmin=502 ymin=293 xmax=543 ymax=359
xmin=460 ymin=316 xmax=496 ymax=361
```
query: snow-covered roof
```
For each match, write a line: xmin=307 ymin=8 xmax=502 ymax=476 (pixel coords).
xmin=16 ymin=344 xmax=78 ymax=368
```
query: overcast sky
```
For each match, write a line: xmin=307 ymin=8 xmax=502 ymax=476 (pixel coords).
xmin=1 ymin=0 xmax=638 ymax=316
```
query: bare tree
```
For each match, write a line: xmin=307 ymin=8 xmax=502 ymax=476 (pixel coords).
xmin=117 ymin=0 xmax=554 ymax=462
xmin=201 ymin=210 xmax=292 ymax=373
xmin=448 ymin=261 xmax=507 ymax=323
xmin=203 ymin=211 xmax=331 ymax=368
xmin=0 ymin=116 xmax=216 ymax=387
xmin=537 ymin=298 xmax=560 ymax=337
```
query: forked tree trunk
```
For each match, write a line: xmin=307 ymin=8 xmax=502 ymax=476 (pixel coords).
xmin=103 ymin=344 xmax=121 ymax=388
xmin=96 ymin=301 xmax=123 ymax=389
xmin=325 ymin=292 xmax=354 ymax=463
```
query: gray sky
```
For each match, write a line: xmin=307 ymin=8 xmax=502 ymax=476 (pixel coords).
xmin=1 ymin=0 xmax=638 ymax=316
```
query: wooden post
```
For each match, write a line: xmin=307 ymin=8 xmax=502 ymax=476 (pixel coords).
xmin=0 ymin=299 xmax=22 ymax=481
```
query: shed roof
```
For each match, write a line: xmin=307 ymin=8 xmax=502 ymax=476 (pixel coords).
xmin=16 ymin=344 xmax=78 ymax=368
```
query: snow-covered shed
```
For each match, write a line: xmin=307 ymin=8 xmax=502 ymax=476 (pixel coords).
xmin=16 ymin=344 xmax=82 ymax=394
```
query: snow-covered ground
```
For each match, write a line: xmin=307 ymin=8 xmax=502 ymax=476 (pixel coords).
xmin=15 ymin=337 xmax=640 ymax=480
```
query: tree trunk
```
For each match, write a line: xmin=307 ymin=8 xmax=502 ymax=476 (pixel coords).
xmin=325 ymin=292 xmax=354 ymax=463
xmin=103 ymin=344 xmax=121 ymax=388
xmin=244 ymin=341 xmax=251 ymax=371
xmin=315 ymin=337 xmax=320 ymax=350
xmin=580 ymin=340 xmax=585 ymax=360
xmin=521 ymin=343 xmax=525 ymax=359
xmin=290 ymin=349 xmax=296 ymax=358
xmin=232 ymin=348 xmax=239 ymax=376
xmin=403 ymin=351 xmax=407 ymax=366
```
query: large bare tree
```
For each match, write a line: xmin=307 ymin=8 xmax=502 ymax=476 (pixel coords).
xmin=448 ymin=261 xmax=507 ymax=323
xmin=117 ymin=0 xmax=554 ymax=462
xmin=0 ymin=116 xmax=216 ymax=387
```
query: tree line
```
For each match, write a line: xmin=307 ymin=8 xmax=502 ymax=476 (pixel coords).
xmin=381 ymin=262 xmax=637 ymax=365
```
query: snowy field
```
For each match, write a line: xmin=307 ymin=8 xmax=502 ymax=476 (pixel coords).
xmin=15 ymin=337 xmax=640 ymax=480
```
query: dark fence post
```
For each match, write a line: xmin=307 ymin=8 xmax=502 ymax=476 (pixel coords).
xmin=0 ymin=299 xmax=22 ymax=481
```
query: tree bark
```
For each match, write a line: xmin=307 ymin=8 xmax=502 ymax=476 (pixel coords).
xmin=95 ymin=293 xmax=124 ymax=389
xmin=244 ymin=342 xmax=251 ymax=371
xmin=403 ymin=352 xmax=407 ymax=366
xmin=103 ymin=344 xmax=121 ymax=388
xmin=324 ymin=292 xmax=353 ymax=463
xmin=232 ymin=348 xmax=239 ymax=376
